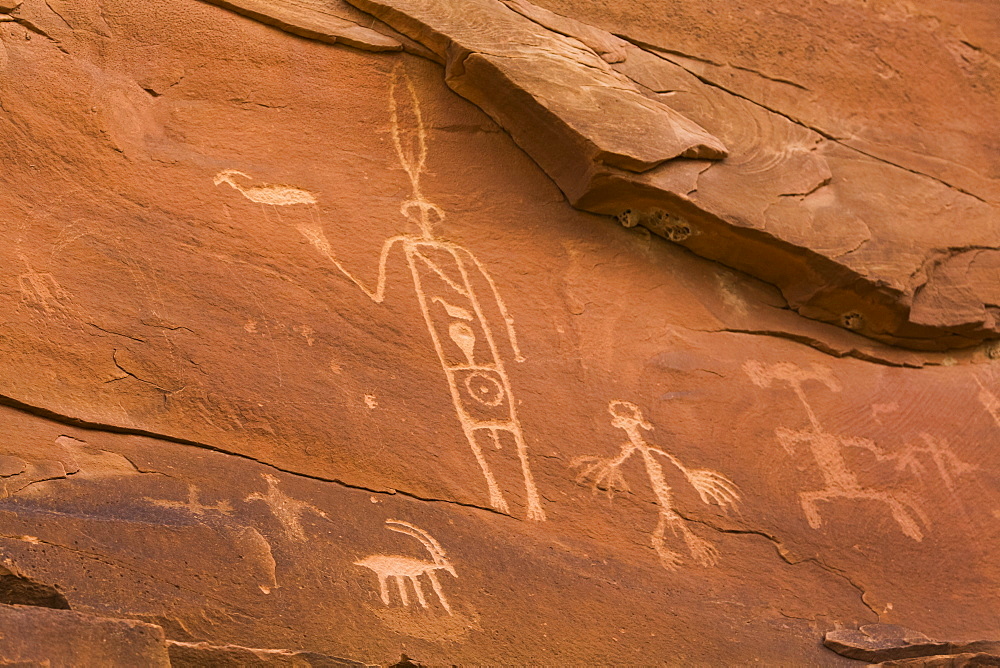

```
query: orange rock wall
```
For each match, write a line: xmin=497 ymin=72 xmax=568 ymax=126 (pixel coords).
xmin=0 ymin=0 xmax=997 ymax=664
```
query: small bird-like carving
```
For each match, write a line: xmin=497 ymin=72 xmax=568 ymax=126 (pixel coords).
xmin=213 ymin=169 xmax=317 ymax=206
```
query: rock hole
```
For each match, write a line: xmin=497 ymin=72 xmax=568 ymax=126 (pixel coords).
xmin=841 ymin=312 xmax=864 ymax=330
xmin=649 ymin=209 xmax=694 ymax=242
xmin=616 ymin=209 xmax=637 ymax=228
xmin=666 ymin=224 xmax=692 ymax=242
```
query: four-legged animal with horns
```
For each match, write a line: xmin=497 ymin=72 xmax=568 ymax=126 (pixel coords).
xmin=355 ymin=520 xmax=458 ymax=614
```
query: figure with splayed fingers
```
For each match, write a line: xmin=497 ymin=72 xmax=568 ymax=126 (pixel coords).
xmin=573 ymin=400 xmax=740 ymax=570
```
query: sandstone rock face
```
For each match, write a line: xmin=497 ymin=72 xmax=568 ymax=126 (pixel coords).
xmin=201 ymin=0 xmax=404 ymax=52
xmin=0 ymin=0 xmax=997 ymax=664
xmin=166 ymin=640 xmax=370 ymax=666
xmin=0 ymin=604 xmax=171 ymax=666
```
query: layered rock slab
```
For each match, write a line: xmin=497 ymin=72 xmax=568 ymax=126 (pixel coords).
xmin=200 ymin=0 xmax=403 ymax=51
xmin=322 ymin=0 xmax=1000 ymax=349
xmin=530 ymin=0 xmax=1000 ymax=206
xmin=342 ymin=0 xmax=727 ymax=182
xmin=0 ymin=603 xmax=369 ymax=666
xmin=825 ymin=624 xmax=1000 ymax=664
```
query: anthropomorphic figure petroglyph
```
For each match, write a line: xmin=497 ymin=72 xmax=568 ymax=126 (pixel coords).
xmin=213 ymin=67 xmax=544 ymax=520
xmin=895 ymin=433 xmax=976 ymax=493
xmin=245 ymin=473 xmax=329 ymax=541
xmin=745 ymin=361 xmax=930 ymax=540
xmin=148 ymin=484 xmax=233 ymax=516
xmin=573 ymin=400 xmax=740 ymax=570
xmin=355 ymin=520 xmax=458 ymax=614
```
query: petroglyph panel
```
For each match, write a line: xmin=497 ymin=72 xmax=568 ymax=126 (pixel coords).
xmin=3 ymin=2 xmax=999 ymax=661
xmin=214 ymin=67 xmax=546 ymax=521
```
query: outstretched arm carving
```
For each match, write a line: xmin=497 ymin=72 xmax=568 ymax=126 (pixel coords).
xmin=571 ymin=442 xmax=637 ymax=498
xmin=649 ymin=447 xmax=740 ymax=511
xmin=298 ymin=220 xmax=406 ymax=303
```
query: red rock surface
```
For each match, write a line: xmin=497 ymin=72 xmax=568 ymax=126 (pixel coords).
xmin=0 ymin=0 xmax=997 ymax=664
xmin=0 ymin=603 xmax=171 ymax=666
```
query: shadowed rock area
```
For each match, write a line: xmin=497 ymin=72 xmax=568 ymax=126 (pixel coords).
xmin=0 ymin=0 xmax=997 ymax=664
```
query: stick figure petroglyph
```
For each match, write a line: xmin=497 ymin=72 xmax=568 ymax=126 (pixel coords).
xmin=211 ymin=66 xmax=545 ymax=520
xmin=745 ymin=361 xmax=931 ymax=540
xmin=355 ymin=520 xmax=458 ymax=614
xmin=895 ymin=433 xmax=976 ymax=493
xmin=573 ymin=400 xmax=740 ymax=570
xmin=148 ymin=484 xmax=233 ymax=516
xmin=245 ymin=473 xmax=329 ymax=541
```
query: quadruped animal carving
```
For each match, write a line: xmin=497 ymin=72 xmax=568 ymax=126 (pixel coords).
xmin=573 ymin=400 xmax=740 ymax=570
xmin=218 ymin=66 xmax=545 ymax=520
xmin=355 ymin=520 xmax=458 ymax=614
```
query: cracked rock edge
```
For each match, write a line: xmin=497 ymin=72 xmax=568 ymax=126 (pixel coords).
xmin=201 ymin=0 xmax=1000 ymax=352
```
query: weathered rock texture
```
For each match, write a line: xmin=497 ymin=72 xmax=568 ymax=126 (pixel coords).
xmin=0 ymin=603 xmax=171 ymax=666
xmin=0 ymin=0 xmax=997 ymax=664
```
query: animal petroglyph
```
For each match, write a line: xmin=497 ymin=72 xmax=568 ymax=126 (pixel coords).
xmin=245 ymin=473 xmax=329 ymax=541
xmin=573 ymin=401 xmax=740 ymax=570
xmin=216 ymin=66 xmax=545 ymax=520
xmin=214 ymin=169 xmax=318 ymax=207
xmin=745 ymin=361 xmax=931 ymax=540
xmin=148 ymin=484 xmax=233 ymax=516
xmin=355 ymin=520 xmax=458 ymax=614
